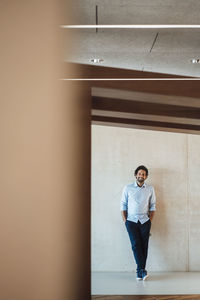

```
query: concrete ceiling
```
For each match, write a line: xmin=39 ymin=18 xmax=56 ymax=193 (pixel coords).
xmin=66 ymin=0 xmax=200 ymax=25
xmin=64 ymin=0 xmax=200 ymax=77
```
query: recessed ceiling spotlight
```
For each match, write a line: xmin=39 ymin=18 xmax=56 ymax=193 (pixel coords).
xmin=90 ymin=58 xmax=104 ymax=63
xmin=191 ymin=58 xmax=200 ymax=64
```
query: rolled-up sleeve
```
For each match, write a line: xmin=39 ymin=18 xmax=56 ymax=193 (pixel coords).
xmin=120 ymin=186 xmax=128 ymax=211
xmin=149 ymin=187 xmax=156 ymax=211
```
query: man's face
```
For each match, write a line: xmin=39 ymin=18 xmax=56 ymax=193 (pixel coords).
xmin=135 ymin=169 xmax=147 ymax=184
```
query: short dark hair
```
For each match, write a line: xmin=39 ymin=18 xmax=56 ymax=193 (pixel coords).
xmin=134 ymin=165 xmax=148 ymax=176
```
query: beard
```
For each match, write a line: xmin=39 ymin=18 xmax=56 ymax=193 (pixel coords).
xmin=137 ymin=177 xmax=144 ymax=183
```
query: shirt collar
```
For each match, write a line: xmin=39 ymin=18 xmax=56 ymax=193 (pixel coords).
xmin=134 ymin=181 xmax=146 ymax=188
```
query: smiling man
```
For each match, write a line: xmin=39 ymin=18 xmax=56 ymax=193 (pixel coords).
xmin=121 ymin=165 xmax=156 ymax=281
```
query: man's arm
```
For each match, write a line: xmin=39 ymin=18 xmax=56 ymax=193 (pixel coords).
xmin=149 ymin=186 xmax=156 ymax=222
xmin=120 ymin=186 xmax=128 ymax=222
xmin=121 ymin=210 xmax=127 ymax=222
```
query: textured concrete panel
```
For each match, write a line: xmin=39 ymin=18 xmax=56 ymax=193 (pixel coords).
xmin=188 ymin=135 xmax=200 ymax=271
xmin=69 ymin=0 xmax=200 ymax=25
xmin=98 ymin=0 xmax=200 ymax=25
xmin=92 ymin=125 xmax=188 ymax=271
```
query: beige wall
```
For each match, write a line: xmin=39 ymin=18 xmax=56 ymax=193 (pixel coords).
xmin=92 ymin=124 xmax=200 ymax=272
xmin=0 ymin=2 xmax=91 ymax=300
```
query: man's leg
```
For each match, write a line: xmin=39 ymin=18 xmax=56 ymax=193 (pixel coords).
xmin=125 ymin=220 xmax=145 ymax=277
xmin=139 ymin=219 xmax=151 ymax=270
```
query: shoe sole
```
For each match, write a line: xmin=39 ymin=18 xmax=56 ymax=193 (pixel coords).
xmin=142 ymin=274 xmax=149 ymax=281
xmin=136 ymin=277 xmax=142 ymax=281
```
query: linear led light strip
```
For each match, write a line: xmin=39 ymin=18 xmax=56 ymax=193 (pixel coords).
xmin=61 ymin=25 xmax=200 ymax=29
xmin=61 ymin=78 xmax=200 ymax=81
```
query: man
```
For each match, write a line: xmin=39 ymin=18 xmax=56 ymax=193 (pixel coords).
xmin=121 ymin=165 xmax=156 ymax=281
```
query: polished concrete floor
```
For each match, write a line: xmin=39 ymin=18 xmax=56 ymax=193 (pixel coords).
xmin=92 ymin=272 xmax=200 ymax=295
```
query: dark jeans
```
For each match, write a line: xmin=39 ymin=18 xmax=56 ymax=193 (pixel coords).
xmin=125 ymin=219 xmax=151 ymax=272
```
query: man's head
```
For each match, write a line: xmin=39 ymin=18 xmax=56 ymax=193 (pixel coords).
xmin=134 ymin=165 xmax=148 ymax=185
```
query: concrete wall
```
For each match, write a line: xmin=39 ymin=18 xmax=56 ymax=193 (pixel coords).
xmin=91 ymin=124 xmax=200 ymax=272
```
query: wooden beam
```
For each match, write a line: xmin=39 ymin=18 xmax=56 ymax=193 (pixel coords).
xmin=64 ymin=63 xmax=186 ymax=79
xmin=92 ymin=97 xmax=200 ymax=119
xmin=92 ymin=116 xmax=200 ymax=134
